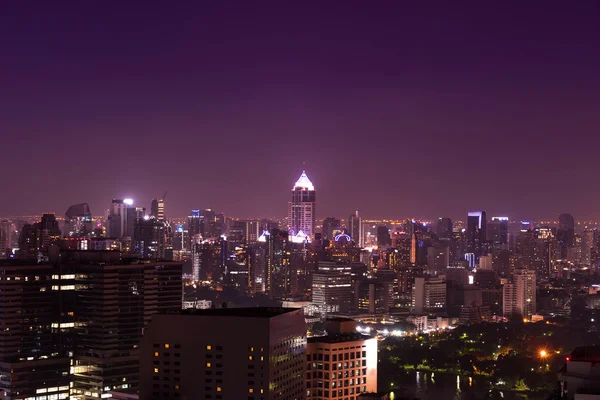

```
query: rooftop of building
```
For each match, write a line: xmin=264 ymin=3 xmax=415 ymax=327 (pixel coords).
xmin=308 ymin=332 xmax=372 ymax=344
xmin=570 ymin=345 xmax=600 ymax=362
xmin=179 ymin=307 xmax=301 ymax=319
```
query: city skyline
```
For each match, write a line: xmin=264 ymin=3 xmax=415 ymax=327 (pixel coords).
xmin=2 ymin=2 xmax=600 ymax=220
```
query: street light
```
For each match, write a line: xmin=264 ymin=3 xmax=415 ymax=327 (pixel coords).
xmin=539 ymin=349 xmax=548 ymax=358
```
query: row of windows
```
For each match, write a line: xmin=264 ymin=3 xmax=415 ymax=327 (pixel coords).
xmin=308 ymin=351 xmax=366 ymax=361
xmin=153 ymin=343 xmax=181 ymax=349
xmin=307 ymin=377 xmax=367 ymax=388
xmin=307 ymin=369 xmax=367 ymax=379
xmin=307 ymin=387 xmax=367 ymax=398
xmin=307 ymin=360 xmax=367 ymax=370
xmin=154 ymin=351 xmax=181 ymax=357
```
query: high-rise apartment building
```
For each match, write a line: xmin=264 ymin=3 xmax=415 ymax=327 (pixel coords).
xmin=288 ymin=171 xmax=316 ymax=241
xmin=502 ymin=268 xmax=536 ymax=319
xmin=307 ymin=319 xmax=377 ymax=400
xmin=412 ymin=276 xmax=447 ymax=314
xmin=139 ymin=308 xmax=307 ymax=400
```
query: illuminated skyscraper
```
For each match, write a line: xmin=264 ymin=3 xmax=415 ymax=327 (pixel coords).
xmin=466 ymin=211 xmax=487 ymax=258
xmin=288 ymin=171 xmax=316 ymax=241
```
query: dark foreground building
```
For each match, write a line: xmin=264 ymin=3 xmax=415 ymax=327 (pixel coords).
xmin=0 ymin=251 xmax=182 ymax=400
xmin=140 ymin=308 xmax=307 ymax=400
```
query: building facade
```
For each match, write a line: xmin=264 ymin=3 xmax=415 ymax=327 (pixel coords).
xmin=307 ymin=319 xmax=377 ymax=400
xmin=140 ymin=308 xmax=307 ymax=400
xmin=288 ymin=171 xmax=316 ymax=241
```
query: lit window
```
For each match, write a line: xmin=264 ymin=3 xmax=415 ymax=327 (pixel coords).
xmin=154 ymin=368 xmax=159 ymax=373
xmin=249 ymin=355 xmax=253 ymax=360
xmin=154 ymin=352 xmax=159 ymax=357
xmin=249 ymin=388 xmax=254 ymax=393
xmin=217 ymin=387 xmax=222 ymax=392
xmin=164 ymin=344 xmax=170 ymax=349
xmin=175 ymin=385 xmax=180 ymax=390
xmin=206 ymin=345 xmax=212 ymax=350
xmin=261 ymin=389 xmax=264 ymax=394
xmin=206 ymin=362 xmax=211 ymax=368
xmin=260 ymin=356 xmax=264 ymax=361
xmin=249 ymin=347 xmax=254 ymax=352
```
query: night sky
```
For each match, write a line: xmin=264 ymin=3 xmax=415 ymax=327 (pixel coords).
xmin=2 ymin=1 xmax=599 ymax=221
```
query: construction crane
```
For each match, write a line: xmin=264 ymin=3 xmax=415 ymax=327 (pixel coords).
xmin=162 ymin=191 xmax=167 ymax=201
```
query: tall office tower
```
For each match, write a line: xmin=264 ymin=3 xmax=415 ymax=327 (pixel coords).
xmin=288 ymin=171 xmax=316 ymax=241
xmin=322 ymin=217 xmax=341 ymax=241
xmin=426 ymin=243 xmax=449 ymax=275
xmin=17 ymin=223 xmax=38 ymax=259
xmin=260 ymin=228 xmax=290 ymax=297
xmin=376 ymin=226 xmax=391 ymax=248
xmin=582 ymin=229 xmax=594 ymax=266
xmin=306 ymin=319 xmax=377 ymax=400
xmin=488 ymin=217 xmax=509 ymax=244
xmin=502 ymin=268 xmax=536 ymax=319
xmin=247 ymin=243 xmax=267 ymax=293
xmin=412 ymin=276 xmax=447 ymax=314
xmin=37 ymin=213 xmax=62 ymax=251
xmin=107 ymin=199 xmax=127 ymax=237
xmin=245 ymin=220 xmax=261 ymax=244
xmin=0 ymin=262 xmax=71 ymax=399
xmin=466 ymin=211 xmax=487 ymax=258
xmin=150 ymin=198 xmax=165 ymax=220
xmin=311 ymin=270 xmax=352 ymax=314
xmin=133 ymin=217 xmax=168 ymax=259
xmin=203 ymin=209 xmax=225 ymax=238
xmin=187 ymin=209 xmax=204 ymax=239
xmin=348 ymin=211 xmax=363 ymax=247
xmin=0 ymin=220 xmax=13 ymax=258
xmin=567 ymin=234 xmax=582 ymax=265
xmin=139 ymin=308 xmax=306 ymax=400
xmin=227 ymin=219 xmax=247 ymax=245
xmin=126 ymin=207 xmax=146 ymax=238
xmin=354 ymin=279 xmax=393 ymax=313
xmin=64 ymin=203 xmax=93 ymax=237
xmin=190 ymin=238 xmax=226 ymax=282
xmin=557 ymin=213 xmax=575 ymax=258
xmin=436 ymin=217 xmax=453 ymax=239
xmin=70 ymin=253 xmax=182 ymax=399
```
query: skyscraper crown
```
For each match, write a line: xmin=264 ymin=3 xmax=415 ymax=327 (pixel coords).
xmin=293 ymin=170 xmax=315 ymax=190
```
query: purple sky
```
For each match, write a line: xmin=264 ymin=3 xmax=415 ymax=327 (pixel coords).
xmin=2 ymin=1 xmax=599 ymax=221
